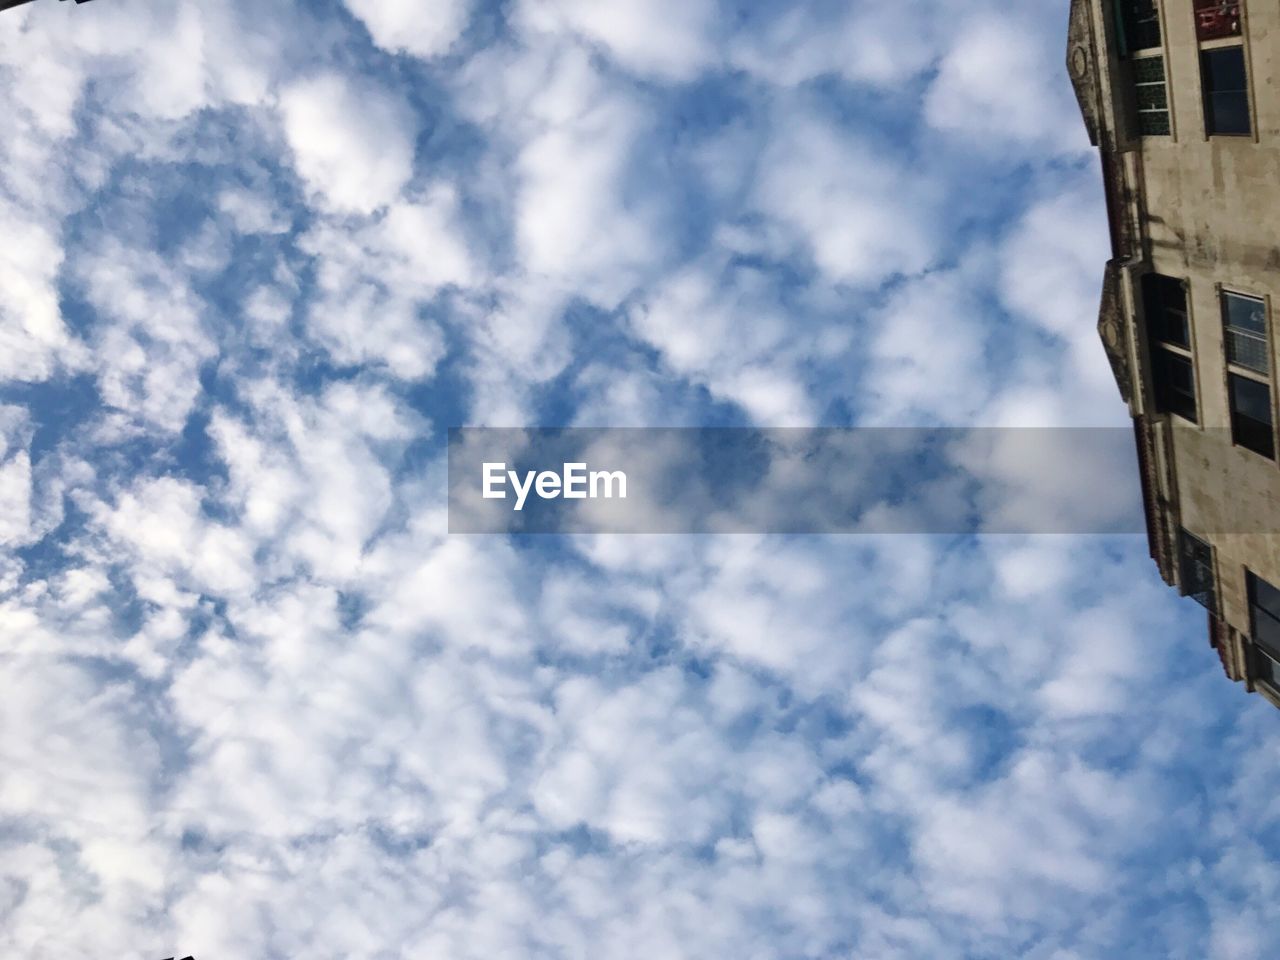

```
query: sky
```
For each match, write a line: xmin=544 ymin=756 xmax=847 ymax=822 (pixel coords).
xmin=1 ymin=0 xmax=1279 ymax=958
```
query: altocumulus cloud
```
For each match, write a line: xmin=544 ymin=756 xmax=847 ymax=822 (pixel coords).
xmin=1 ymin=1 xmax=1278 ymax=959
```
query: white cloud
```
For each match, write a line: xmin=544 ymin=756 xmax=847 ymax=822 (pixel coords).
xmin=629 ymin=260 xmax=817 ymax=425
xmin=209 ymin=379 xmax=419 ymax=581
xmin=0 ymin=199 xmax=85 ymax=383
xmin=0 ymin=451 xmax=32 ymax=548
xmin=217 ymin=186 xmax=291 ymax=236
xmin=994 ymin=176 xmax=1124 ymax=427
xmin=300 ymin=186 xmax=475 ymax=379
xmin=456 ymin=40 xmax=669 ymax=303
xmin=512 ymin=53 xmax=661 ymax=296
xmin=344 ymin=0 xmax=473 ymax=59
xmin=279 ymin=73 xmax=417 ymax=215
xmin=861 ymin=261 xmax=995 ymax=425
xmin=519 ymin=0 xmax=718 ymax=81
xmin=96 ymin=476 xmax=257 ymax=597
xmin=74 ymin=239 xmax=215 ymax=432
xmin=925 ymin=15 xmax=1090 ymax=154
xmin=754 ymin=109 xmax=937 ymax=287
xmin=728 ymin=1 xmax=938 ymax=88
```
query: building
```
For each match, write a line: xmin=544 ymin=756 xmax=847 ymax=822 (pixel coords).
xmin=0 ymin=0 xmax=95 ymax=12
xmin=1069 ymin=0 xmax=1280 ymax=708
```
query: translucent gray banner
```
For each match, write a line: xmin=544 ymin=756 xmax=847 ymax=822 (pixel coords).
xmin=448 ymin=428 xmax=1152 ymax=534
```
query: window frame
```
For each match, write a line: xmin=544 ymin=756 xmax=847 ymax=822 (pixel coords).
xmin=1154 ymin=349 xmax=1200 ymax=424
xmin=1116 ymin=0 xmax=1163 ymax=55
xmin=1133 ymin=52 xmax=1172 ymax=137
xmin=1145 ymin=273 xmax=1191 ymax=348
xmin=1221 ymin=290 xmax=1268 ymax=375
xmin=1247 ymin=570 xmax=1280 ymax=694
xmin=1219 ymin=288 xmax=1276 ymax=460
xmin=1227 ymin=372 xmax=1275 ymax=459
xmin=1141 ymin=273 xmax=1199 ymax=424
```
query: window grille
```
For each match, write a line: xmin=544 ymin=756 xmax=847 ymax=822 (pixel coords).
xmin=1134 ymin=56 xmax=1171 ymax=136
xmin=1222 ymin=292 xmax=1268 ymax=375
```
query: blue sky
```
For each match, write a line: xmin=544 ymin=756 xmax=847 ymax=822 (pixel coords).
xmin=1 ymin=0 xmax=1278 ymax=958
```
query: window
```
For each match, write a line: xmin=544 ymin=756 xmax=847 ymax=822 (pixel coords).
xmin=1179 ymin=529 xmax=1216 ymax=613
xmin=1229 ymin=373 xmax=1274 ymax=458
xmin=1152 ymin=349 xmax=1198 ymax=422
xmin=1201 ymin=46 xmax=1251 ymax=136
xmin=1143 ymin=273 xmax=1189 ymax=347
xmin=1194 ymin=0 xmax=1242 ymax=42
xmin=1222 ymin=292 xmax=1268 ymax=374
xmin=1118 ymin=0 xmax=1162 ymax=54
xmin=1144 ymin=274 xmax=1198 ymax=422
xmin=1254 ymin=644 xmax=1280 ymax=687
xmin=1248 ymin=571 xmax=1280 ymax=688
xmin=1135 ymin=56 xmax=1171 ymax=136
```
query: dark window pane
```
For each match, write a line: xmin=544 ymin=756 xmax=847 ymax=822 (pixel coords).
xmin=1203 ymin=46 xmax=1248 ymax=89
xmin=1134 ymin=57 xmax=1171 ymax=137
xmin=1253 ymin=608 xmax=1280 ymax=660
xmin=1139 ymin=110 xmax=1172 ymax=137
xmin=1134 ymin=56 xmax=1167 ymax=84
xmin=1119 ymin=0 xmax=1162 ymax=53
xmin=1153 ymin=349 xmax=1198 ymax=422
xmin=1230 ymin=374 xmax=1275 ymax=458
xmin=1136 ymin=83 xmax=1168 ymax=111
xmin=1207 ymin=93 xmax=1251 ymax=135
xmin=1230 ymin=374 xmax=1272 ymax=421
xmin=1255 ymin=645 xmax=1280 ymax=688
xmin=1179 ymin=529 xmax=1216 ymax=613
xmin=1143 ymin=273 xmax=1189 ymax=347
xmin=1234 ymin=415 xmax=1276 ymax=458
xmin=1249 ymin=571 xmax=1280 ymax=623
xmin=1202 ymin=48 xmax=1251 ymax=135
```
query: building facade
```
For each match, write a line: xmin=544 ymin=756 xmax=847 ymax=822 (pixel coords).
xmin=0 ymin=0 xmax=95 ymax=12
xmin=1070 ymin=0 xmax=1280 ymax=708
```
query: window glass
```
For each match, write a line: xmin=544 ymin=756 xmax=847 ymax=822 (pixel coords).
xmin=1119 ymin=0 xmax=1162 ymax=53
xmin=1135 ymin=56 xmax=1172 ymax=136
xmin=1202 ymin=47 xmax=1251 ymax=136
xmin=1256 ymin=645 xmax=1280 ymax=687
xmin=1224 ymin=293 xmax=1266 ymax=337
xmin=1154 ymin=350 xmax=1198 ymax=422
xmin=1255 ymin=610 xmax=1280 ymax=659
xmin=1249 ymin=572 xmax=1280 ymax=623
xmin=1229 ymin=373 xmax=1274 ymax=458
xmin=1230 ymin=375 xmax=1272 ymax=422
xmin=1248 ymin=572 xmax=1280 ymax=662
xmin=1178 ymin=529 xmax=1216 ymax=613
xmin=1143 ymin=274 xmax=1189 ymax=347
xmin=1223 ymin=292 xmax=1268 ymax=374
xmin=1195 ymin=0 xmax=1243 ymax=41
